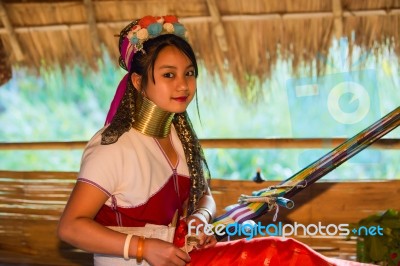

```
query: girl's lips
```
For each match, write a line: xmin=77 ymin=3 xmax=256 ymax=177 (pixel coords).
xmin=173 ymin=96 xmax=188 ymax=102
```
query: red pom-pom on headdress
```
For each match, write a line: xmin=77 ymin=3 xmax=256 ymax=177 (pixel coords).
xmin=163 ymin=15 xmax=179 ymax=23
xmin=138 ymin=15 xmax=157 ymax=28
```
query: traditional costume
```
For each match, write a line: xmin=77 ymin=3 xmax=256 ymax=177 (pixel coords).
xmin=79 ymin=125 xmax=190 ymax=228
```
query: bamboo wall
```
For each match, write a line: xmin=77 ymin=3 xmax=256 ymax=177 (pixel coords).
xmin=1 ymin=170 xmax=399 ymax=265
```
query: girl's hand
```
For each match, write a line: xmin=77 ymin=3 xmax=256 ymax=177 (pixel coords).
xmin=186 ymin=214 xmax=217 ymax=249
xmin=143 ymin=238 xmax=191 ymax=266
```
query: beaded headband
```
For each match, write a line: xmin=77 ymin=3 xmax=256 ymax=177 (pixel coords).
xmin=121 ymin=15 xmax=189 ymax=72
xmin=106 ymin=15 xmax=189 ymax=125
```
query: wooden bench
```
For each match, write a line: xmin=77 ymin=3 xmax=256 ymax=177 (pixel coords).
xmin=1 ymin=170 xmax=399 ymax=265
xmin=0 ymin=171 xmax=92 ymax=265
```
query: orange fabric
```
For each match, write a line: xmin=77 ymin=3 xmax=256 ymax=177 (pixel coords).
xmin=188 ymin=237 xmax=371 ymax=266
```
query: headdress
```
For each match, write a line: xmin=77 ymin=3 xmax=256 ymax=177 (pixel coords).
xmin=105 ymin=15 xmax=189 ymax=124
xmin=123 ymin=15 xmax=188 ymax=69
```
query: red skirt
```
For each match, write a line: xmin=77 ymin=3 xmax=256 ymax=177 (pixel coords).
xmin=188 ymin=237 xmax=372 ymax=266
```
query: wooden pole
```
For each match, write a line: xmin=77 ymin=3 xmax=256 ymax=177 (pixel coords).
xmin=332 ymin=0 xmax=343 ymax=39
xmin=0 ymin=138 xmax=399 ymax=150
xmin=206 ymin=0 xmax=228 ymax=52
xmin=0 ymin=1 xmax=24 ymax=61
xmin=83 ymin=0 xmax=101 ymax=56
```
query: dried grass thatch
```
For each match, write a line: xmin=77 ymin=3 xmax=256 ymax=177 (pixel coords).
xmin=0 ymin=0 xmax=399 ymax=91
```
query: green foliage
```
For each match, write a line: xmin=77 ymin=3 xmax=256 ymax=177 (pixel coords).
xmin=350 ymin=209 xmax=400 ymax=265
xmin=0 ymin=48 xmax=399 ymax=180
xmin=0 ymin=53 xmax=123 ymax=142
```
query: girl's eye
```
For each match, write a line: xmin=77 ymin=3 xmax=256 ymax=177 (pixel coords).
xmin=186 ymin=70 xmax=195 ymax=76
xmin=163 ymin=73 xmax=174 ymax=78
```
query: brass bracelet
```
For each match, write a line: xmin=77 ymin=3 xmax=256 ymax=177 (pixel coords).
xmin=136 ymin=236 xmax=145 ymax=264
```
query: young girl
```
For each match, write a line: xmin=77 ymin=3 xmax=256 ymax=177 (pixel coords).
xmin=58 ymin=15 xmax=216 ymax=266
xmin=59 ymin=15 xmax=372 ymax=266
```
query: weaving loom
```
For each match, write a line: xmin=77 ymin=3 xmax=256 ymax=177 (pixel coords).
xmin=212 ymin=106 xmax=400 ymax=240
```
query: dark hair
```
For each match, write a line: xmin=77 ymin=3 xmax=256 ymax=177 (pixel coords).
xmin=129 ymin=34 xmax=198 ymax=91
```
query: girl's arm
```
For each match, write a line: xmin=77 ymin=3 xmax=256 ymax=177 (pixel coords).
xmin=58 ymin=181 xmax=191 ymax=265
xmin=186 ymin=187 xmax=218 ymax=248
xmin=194 ymin=187 xmax=216 ymax=222
xmin=58 ymin=182 xmax=135 ymax=255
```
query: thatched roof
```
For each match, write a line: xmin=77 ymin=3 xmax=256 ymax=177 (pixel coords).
xmin=0 ymin=0 xmax=399 ymax=89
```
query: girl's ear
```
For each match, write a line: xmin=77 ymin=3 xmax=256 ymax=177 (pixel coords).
xmin=131 ymin=73 xmax=142 ymax=92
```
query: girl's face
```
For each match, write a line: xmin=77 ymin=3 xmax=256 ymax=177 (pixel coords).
xmin=142 ymin=45 xmax=196 ymax=113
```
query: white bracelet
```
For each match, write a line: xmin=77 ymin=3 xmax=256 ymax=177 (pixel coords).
xmin=123 ymin=234 xmax=134 ymax=260
xmin=193 ymin=207 xmax=213 ymax=223
xmin=191 ymin=212 xmax=208 ymax=224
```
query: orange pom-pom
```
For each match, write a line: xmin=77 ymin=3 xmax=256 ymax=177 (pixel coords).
xmin=163 ymin=15 xmax=178 ymax=23
xmin=138 ymin=16 xmax=157 ymax=28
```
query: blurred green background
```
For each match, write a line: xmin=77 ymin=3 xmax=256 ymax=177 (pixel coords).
xmin=1 ymin=42 xmax=399 ymax=181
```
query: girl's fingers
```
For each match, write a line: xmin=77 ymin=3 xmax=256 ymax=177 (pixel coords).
xmin=203 ymin=235 xmax=217 ymax=248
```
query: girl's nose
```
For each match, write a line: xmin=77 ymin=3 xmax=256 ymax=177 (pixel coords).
xmin=177 ymin=76 xmax=189 ymax=91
